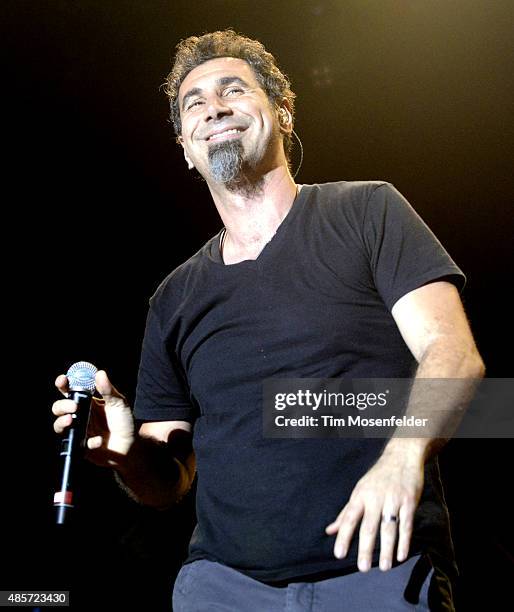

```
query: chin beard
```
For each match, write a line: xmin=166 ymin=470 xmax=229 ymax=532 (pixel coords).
xmin=207 ymin=139 xmax=245 ymax=184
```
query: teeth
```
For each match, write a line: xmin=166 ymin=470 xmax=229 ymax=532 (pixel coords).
xmin=209 ymin=128 xmax=242 ymax=140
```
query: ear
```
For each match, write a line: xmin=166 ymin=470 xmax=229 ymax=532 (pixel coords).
xmin=177 ymin=136 xmax=195 ymax=170
xmin=276 ymin=100 xmax=293 ymax=135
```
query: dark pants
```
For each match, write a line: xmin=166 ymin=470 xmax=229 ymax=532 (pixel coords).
xmin=172 ymin=553 xmax=455 ymax=611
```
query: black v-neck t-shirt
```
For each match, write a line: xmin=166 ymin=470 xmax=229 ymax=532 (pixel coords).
xmin=134 ymin=181 xmax=465 ymax=583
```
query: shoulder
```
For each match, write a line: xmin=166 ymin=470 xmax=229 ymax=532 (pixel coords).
xmin=309 ymin=181 xmax=422 ymax=230
xmin=305 ymin=180 xmax=393 ymax=218
xmin=303 ymin=180 xmax=393 ymax=231
xmin=308 ymin=180 xmax=390 ymax=201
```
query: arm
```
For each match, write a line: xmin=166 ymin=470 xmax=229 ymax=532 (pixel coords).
xmin=325 ymin=280 xmax=485 ymax=571
xmin=385 ymin=279 xmax=485 ymax=460
xmin=114 ymin=420 xmax=196 ymax=510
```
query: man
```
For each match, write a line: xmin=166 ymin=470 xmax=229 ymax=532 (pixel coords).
xmin=52 ymin=30 xmax=484 ymax=610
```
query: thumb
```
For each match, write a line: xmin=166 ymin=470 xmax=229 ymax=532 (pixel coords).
xmin=95 ymin=370 xmax=126 ymax=403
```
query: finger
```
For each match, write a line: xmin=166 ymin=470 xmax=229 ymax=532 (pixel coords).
xmin=356 ymin=506 xmax=381 ymax=572
xmin=52 ymin=399 xmax=78 ymax=416
xmin=95 ymin=370 xmax=127 ymax=404
xmin=333 ymin=503 xmax=363 ymax=559
xmin=55 ymin=374 xmax=70 ymax=397
xmin=53 ymin=414 xmax=73 ymax=434
xmin=379 ymin=509 xmax=400 ymax=571
xmin=397 ymin=503 xmax=414 ymax=562
xmin=325 ymin=507 xmax=346 ymax=534
xmin=86 ymin=436 xmax=103 ymax=450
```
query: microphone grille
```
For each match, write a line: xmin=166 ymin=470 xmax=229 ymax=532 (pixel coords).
xmin=66 ymin=361 xmax=98 ymax=393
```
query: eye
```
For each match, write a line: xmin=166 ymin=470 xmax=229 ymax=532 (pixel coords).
xmin=224 ymin=86 xmax=244 ymax=96
xmin=186 ymin=99 xmax=203 ymax=111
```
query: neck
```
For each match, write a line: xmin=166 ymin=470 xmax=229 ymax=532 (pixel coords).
xmin=208 ymin=164 xmax=299 ymax=251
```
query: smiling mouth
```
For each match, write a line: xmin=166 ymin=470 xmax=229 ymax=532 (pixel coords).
xmin=207 ymin=128 xmax=246 ymax=142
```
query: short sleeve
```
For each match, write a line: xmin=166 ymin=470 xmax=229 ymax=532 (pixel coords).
xmin=364 ymin=183 xmax=466 ymax=311
xmin=134 ymin=305 xmax=196 ymax=423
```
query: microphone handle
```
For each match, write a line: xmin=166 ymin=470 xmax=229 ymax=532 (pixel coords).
xmin=54 ymin=389 xmax=92 ymax=525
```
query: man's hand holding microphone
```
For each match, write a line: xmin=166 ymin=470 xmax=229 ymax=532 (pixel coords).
xmin=52 ymin=362 xmax=193 ymax=524
xmin=52 ymin=368 xmax=135 ymax=468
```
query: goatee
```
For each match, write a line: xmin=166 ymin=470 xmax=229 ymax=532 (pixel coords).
xmin=207 ymin=139 xmax=244 ymax=184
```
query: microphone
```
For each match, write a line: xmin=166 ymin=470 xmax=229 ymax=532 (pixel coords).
xmin=54 ymin=361 xmax=97 ymax=525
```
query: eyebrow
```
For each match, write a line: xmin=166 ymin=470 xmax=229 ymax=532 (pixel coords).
xmin=181 ymin=76 xmax=251 ymax=110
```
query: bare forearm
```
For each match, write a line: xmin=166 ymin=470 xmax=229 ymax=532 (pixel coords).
xmin=114 ymin=435 xmax=194 ymax=509
xmin=383 ymin=340 xmax=485 ymax=462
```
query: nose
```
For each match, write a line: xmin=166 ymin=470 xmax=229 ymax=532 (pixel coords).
xmin=204 ymin=94 xmax=233 ymax=122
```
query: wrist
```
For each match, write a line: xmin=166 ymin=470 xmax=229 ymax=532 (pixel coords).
xmin=112 ymin=435 xmax=184 ymax=509
xmin=114 ymin=434 xmax=182 ymax=484
xmin=381 ymin=437 xmax=429 ymax=464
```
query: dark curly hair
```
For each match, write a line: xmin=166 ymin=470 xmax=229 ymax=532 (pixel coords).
xmin=163 ymin=29 xmax=296 ymax=161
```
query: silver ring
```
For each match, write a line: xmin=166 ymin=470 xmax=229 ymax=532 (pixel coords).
xmin=382 ymin=514 xmax=398 ymax=524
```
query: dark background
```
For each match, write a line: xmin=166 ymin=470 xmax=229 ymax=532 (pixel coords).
xmin=3 ymin=1 xmax=513 ymax=610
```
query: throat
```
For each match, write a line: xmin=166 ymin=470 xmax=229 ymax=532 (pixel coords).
xmin=219 ymin=228 xmax=274 ymax=265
